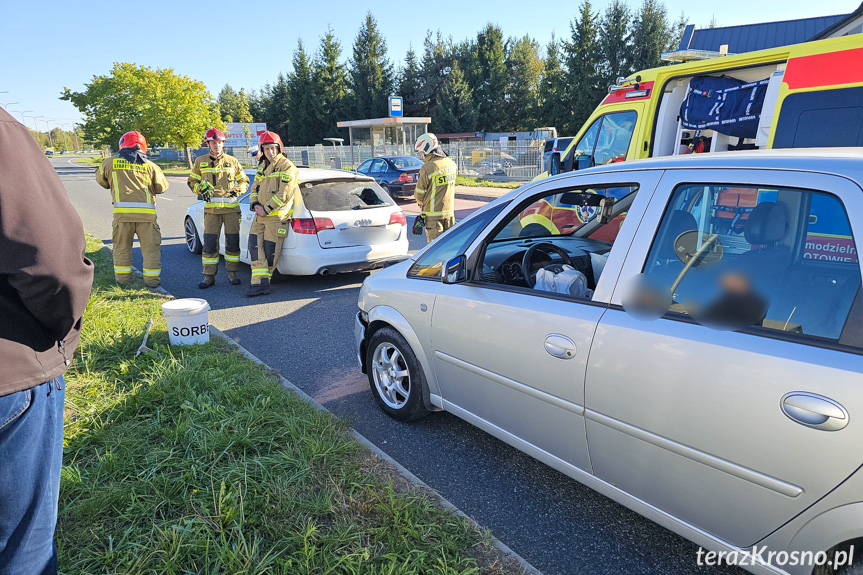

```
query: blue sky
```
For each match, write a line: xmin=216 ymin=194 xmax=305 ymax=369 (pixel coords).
xmin=1 ymin=0 xmax=857 ymax=132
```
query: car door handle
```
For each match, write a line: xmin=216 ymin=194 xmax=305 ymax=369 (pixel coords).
xmin=781 ymin=392 xmax=849 ymax=431
xmin=544 ymin=334 xmax=576 ymax=360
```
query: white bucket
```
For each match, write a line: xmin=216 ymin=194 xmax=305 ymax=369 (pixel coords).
xmin=161 ymin=298 xmax=211 ymax=346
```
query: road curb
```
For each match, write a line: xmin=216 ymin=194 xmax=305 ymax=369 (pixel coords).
xmin=209 ymin=325 xmax=542 ymax=575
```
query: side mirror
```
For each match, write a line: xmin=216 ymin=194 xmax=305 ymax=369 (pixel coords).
xmin=442 ymin=255 xmax=467 ymax=284
xmin=575 ymin=154 xmax=593 ymax=171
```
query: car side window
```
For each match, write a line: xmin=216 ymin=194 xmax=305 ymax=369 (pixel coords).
xmin=477 ymin=185 xmax=638 ymax=299
xmin=370 ymin=159 xmax=386 ymax=174
xmin=408 ymin=205 xmax=505 ymax=280
xmin=642 ymin=183 xmax=862 ymax=345
xmin=357 ymin=160 xmax=372 ymax=173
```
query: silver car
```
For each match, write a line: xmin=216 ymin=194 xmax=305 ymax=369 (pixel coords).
xmin=355 ymin=149 xmax=863 ymax=575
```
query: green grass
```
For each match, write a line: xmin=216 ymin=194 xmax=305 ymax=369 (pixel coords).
xmin=455 ymin=176 xmax=521 ymax=189
xmin=58 ymin=236 xmax=524 ymax=575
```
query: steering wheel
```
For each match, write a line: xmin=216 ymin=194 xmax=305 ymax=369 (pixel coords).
xmin=522 ymin=242 xmax=576 ymax=288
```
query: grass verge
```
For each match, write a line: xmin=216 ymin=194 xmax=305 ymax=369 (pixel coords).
xmin=455 ymin=176 xmax=522 ymax=189
xmin=59 ymin=236 xmax=527 ymax=575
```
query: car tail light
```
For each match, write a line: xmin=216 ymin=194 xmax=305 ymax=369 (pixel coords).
xmin=388 ymin=211 xmax=406 ymax=226
xmin=291 ymin=217 xmax=334 ymax=234
xmin=398 ymin=173 xmax=413 ymax=183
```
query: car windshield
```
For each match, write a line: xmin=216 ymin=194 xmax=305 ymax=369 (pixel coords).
xmin=300 ymin=180 xmax=394 ymax=211
xmin=389 ymin=156 xmax=423 ymax=169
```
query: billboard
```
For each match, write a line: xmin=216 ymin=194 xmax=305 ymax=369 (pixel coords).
xmin=225 ymin=123 xmax=267 ymax=147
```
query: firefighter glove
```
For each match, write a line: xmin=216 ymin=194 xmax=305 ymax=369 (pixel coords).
xmin=199 ymin=181 xmax=213 ymax=202
xmin=412 ymin=214 xmax=426 ymax=235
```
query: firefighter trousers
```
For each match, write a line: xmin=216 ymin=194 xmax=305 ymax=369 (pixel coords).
xmin=248 ymin=216 xmax=289 ymax=285
xmin=202 ymin=211 xmax=241 ymax=276
xmin=424 ymin=215 xmax=456 ymax=242
xmin=112 ymin=219 xmax=161 ymax=287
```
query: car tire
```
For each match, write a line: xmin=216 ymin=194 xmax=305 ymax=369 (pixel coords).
xmin=367 ymin=327 xmax=429 ymax=422
xmin=381 ymin=184 xmax=396 ymax=198
xmin=185 ymin=217 xmax=202 ymax=254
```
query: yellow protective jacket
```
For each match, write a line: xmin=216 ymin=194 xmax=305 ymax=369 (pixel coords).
xmin=187 ymin=153 xmax=249 ymax=214
xmin=251 ymin=154 xmax=299 ymax=220
xmin=96 ymin=156 xmax=169 ymax=223
xmin=415 ymin=155 xmax=457 ymax=221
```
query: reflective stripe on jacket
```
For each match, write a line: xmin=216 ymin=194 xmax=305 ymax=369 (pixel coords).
xmin=187 ymin=153 xmax=249 ymax=213
xmin=415 ymin=155 xmax=457 ymax=220
xmin=97 ymin=156 xmax=168 ymax=222
xmin=251 ymin=154 xmax=298 ymax=220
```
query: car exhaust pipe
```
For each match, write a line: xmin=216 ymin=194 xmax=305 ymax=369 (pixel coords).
xmin=319 ymin=268 xmax=330 ymax=276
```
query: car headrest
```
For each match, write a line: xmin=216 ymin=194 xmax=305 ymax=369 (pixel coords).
xmin=744 ymin=202 xmax=786 ymax=246
xmin=660 ymin=210 xmax=698 ymax=259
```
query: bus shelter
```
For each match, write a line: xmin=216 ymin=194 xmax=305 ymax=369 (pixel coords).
xmin=336 ymin=116 xmax=431 ymax=168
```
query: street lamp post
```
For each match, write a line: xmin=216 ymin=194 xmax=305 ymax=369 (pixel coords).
xmin=25 ymin=114 xmax=43 ymax=146
xmin=1 ymin=102 xmax=19 ymax=110
xmin=39 ymin=118 xmax=54 ymax=148
xmin=60 ymin=122 xmax=79 ymax=152
xmin=54 ymin=121 xmax=71 ymax=152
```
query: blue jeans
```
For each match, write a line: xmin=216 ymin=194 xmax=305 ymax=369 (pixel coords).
xmin=0 ymin=378 xmax=64 ymax=575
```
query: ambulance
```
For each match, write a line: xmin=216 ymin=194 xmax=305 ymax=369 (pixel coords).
xmin=536 ymin=34 xmax=863 ymax=254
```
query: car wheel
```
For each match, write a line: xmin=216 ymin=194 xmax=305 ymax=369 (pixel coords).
xmin=381 ymin=184 xmax=396 ymax=198
xmin=185 ymin=217 xmax=202 ymax=254
xmin=367 ymin=327 xmax=429 ymax=422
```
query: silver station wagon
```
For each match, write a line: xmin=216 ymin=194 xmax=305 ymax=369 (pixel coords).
xmin=355 ymin=149 xmax=863 ymax=575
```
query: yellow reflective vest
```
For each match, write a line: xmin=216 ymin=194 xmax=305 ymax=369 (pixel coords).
xmin=96 ymin=156 xmax=169 ymax=223
xmin=251 ymin=154 xmax=299 ymax=220
xmin=415 ymin=155 xmax=457 ymax=220
xmin=187 ymin=153 xmax=249 ymax=214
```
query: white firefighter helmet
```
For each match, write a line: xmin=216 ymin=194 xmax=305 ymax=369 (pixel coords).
xmin=414 ymin=132 xmax=439 ymax=156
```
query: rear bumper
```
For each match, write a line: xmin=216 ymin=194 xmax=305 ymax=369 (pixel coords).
xmin=388 ymin=182 xmax=416 ymax=196
xmin=276 ymin=235 xmax=409 ymax=275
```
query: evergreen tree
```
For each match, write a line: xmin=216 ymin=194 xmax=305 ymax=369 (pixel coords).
xmin=264 ymin=74 xmax=290 ymax=142
xmin=505 ymin=35 xmax=543 ymax=131
xmin=313 ymin=28 xmax=349 ymax=140
xmin=669 ymin=12 xmax=689 ymax=52
xmin=217 ymin=84 xmax=241 ymax=123
xmin=434 ymin=61 xmax=477 ymax=133
xmin=287 ymin=40 xmax=316 ymax=145
xmin=630 ymin=0 xmax=672 ymax=72
xmin=399 ymin=47 xmax=425 ymax=117
xmin=600 ymin=0 xmax=633 ymax=86
xmin=473 ymin=24 xmax=508 ymax=131
xmin=419 ymin=31 xmax=454 ymax=119
xmin=565 ymin=0 xmax=605 ymax=132
xmin=347 ymin=12 xmax=394 ymax=119
xmin=537 ymin=34 xmax=567 ymax=131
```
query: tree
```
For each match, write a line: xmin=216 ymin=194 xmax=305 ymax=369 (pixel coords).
xmin=313 ymin=28 xmax=350 ymax=140
xmin=629 ymin=0 xmax=672 ymax=72
xmin=419 ymin=32 xmax=454 ymax=119
xmin=600 ymin=0 xmax=633 ymax=86
xmin=434 ymin=61 xmax=477 ymax=133
xmin=218 ymin=84 xmax=241 ymax=123
xmin=506 ymin=35 xmax=543 ymax=131
xmin=565 ymin=1 xmax=605 ymax=132
xmin=473 ymin=24 xmax=508 ymax=131
xmin=62 ymin=62 xmax=222 ymax=168
xmin=254 ymin=74 xmax=290 ymax=144
xmin=538 ymin=34 xmax=568 ymax=131
xmin=235 ymin=89 xmax=253 ymax=147
xmin=347 ymin=12 xmax=394 ymax=119
xmin=287 ymin=40 xmax=317 ymax=145
xmin=399 ymin=47 xmax=425 ymax=117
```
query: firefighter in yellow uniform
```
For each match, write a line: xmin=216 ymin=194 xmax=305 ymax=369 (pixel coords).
xmin=245 ymin=131 xmax=299 ymax=297
xmin=414 ymin=133 xmax=457 ymax=242
xmin=187 ymin=128 xmax=250 ymax=289
xmin=96 ymin=131 xmax=169 ymax=288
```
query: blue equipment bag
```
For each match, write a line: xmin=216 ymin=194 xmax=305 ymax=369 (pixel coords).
xmin=680 ymin=76 xmax=770 ymax=139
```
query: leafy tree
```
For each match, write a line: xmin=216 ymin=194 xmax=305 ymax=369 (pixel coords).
xmin=537 ymin=34 xmax=568 ymax=131
xmin=313 ymin=28 xmax=350 ymax=140
xmin=62 ymin=62 xmax=222 ymax=168
xmin=218 ymin=84 xmax=241 ymax=123
xmin=434 ymin=61 xmax=477 ymax=133
xmin=287 ymin=40 xmax=317 ymax=145
xmin=399 ymin=47 xmax=425 ymax=117
xmin=629 ymin=0 xmax=672 ymax=71
xmin=506 ymin=35 xmax=543 ymax=131
xmin=565 ymin=0 xmax=605 ymax=132
xmin=473 ymin=24 xmax=508 ymax=131
xmin=347 ymin=12 xmax=394 ymax=119
xmin=234 ymin=88 xmax=253 ymax=146
xmin=600 ymin=0 xmax=633 ymax=86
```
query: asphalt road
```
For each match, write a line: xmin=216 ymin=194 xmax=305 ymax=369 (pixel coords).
xmin=56 ymin=157 xmax=747 ymax=575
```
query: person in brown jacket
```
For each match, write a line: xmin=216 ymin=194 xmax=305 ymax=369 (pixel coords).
xmin=0 ymin=107 xmax=94 ymax=575
xmin=413 ymin=132 xmax=457 ymax=242
xmin=187 ymin=128 xmax=249 ymax=289
xmin=96 ymin=131 xmax=169 ymax=288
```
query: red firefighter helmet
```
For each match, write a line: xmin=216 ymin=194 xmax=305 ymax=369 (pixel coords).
xmin=205 ymin=127 xmax=226 ymax=142
xmin=118 ymin=131 xmax=147 ymax=153
xmin=258 ymin=131 xmax=283 ymax=152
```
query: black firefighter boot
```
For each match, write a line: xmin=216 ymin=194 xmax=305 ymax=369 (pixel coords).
xmin=198 ymin=275 xmax=215 ymax=289
xmin=244 ymin=277 xmax=270 ymax=297
xmin=228 ymin=272 xmax=241 ymax=286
